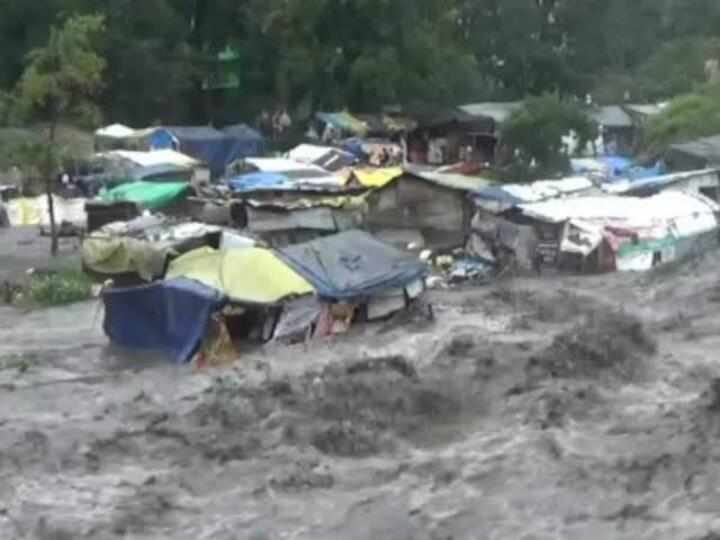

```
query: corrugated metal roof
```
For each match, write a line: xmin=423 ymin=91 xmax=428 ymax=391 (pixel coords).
xmin=404 ymin=166 xmax=493 ymax=192
xmin=592 ymin=106 xmax=633 ymax=128
xmin=624 ymin=104 xmax=664 ymax=117
xmin=459 ymin=102 xmax=525 ymax=123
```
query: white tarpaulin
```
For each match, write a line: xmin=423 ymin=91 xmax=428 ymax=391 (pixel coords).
xmin=95 ymin=123 xmax=136 ymax=139
xmin=287 ymin=144 xmax=336 ymax=164
xmin=244 ymin=157 xmax=326 ymax=174
xmin=520 ymin=191 xmax=719 ymax=235
xmin=104 ymin=149 xmax=199 ymax=168
xmin=503 ymin=176 xmax=595 ymax=203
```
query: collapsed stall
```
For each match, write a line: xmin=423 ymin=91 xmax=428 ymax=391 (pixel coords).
xmin=277 ymin=230 xmax=428 ymax=335
xmin=102 ymin=245 xmax=312 ymax=363
xmin=82 ymin=216 xmax=253 ymax=284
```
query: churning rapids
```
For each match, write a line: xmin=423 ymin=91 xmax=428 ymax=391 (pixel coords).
xmin=2 ymin=250 xmax=720 ymax=539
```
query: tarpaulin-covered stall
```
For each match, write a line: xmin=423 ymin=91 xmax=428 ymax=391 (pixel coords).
xmin=82 ymin=218 xmax=236 ymax=282
xmin=149 ymin=126 xmax=264 ymax=175
xmin=102 ymin=278 xmax=225 ymax=363
xmin=98 ymin=181 xmax=191 ymax=211
xmin=520 ymin=191 xmax=720 ymax=272
xmin=278 ymin=230 xmax=427 ymax=300
xmin=245 ymin=204 xmax=364 ymax=247
xmin=365 ymin=168 xmax=491 ymax=249
xmin=166 ymin=246 xmax=313 ymax=305
xmin=221 ymin=124 xmax=265 ymax=156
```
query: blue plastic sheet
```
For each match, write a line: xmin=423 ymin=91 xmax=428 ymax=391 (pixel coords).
xmin=149 ymin=126 xmax=265 ymax=174
xmin=102 ymin=278 xmax=225 ymax=363
xmin=228 ymin=172 xmax=296 ymax=193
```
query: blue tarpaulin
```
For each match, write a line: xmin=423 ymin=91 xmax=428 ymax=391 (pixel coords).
xmin=228 ymin=172 xmax=296 ymax=193
xmin=571 ymin=155 xmax=664 ymax=182
xmin=102 ymin=278 xmax=225 ymax=363
xmin=278 ymin=230 xmax=427 ymax=300
xmin=149 ymin=126 xmax=265 ymax=174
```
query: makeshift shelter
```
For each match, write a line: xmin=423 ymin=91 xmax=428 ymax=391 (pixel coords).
xmin=519 ymin=191 xmax=720 ymax=272
xmin=467 ymin=208 xmax=540 ymax=271
xmin=245 ymin=204 xmax=364 ymax=247
xmin=149 ymin=126 xmax=263 ymax=175
xmin=459 ymin=102 xmax=524 ymax=127
xmin=666 ymin=136 xmax=720 ymax=172
xmin=102 ymin=278 xmax=225 ymax=363
xmin=590 ymin=106 xmax=635 ymax=156
xmin=98 ymin=181 xmax=191 ymax=211
xmin=82 ymin=218 xmax=235 ymax=283
xmin=221 ymin=124 xmax=265 ymax=156
xmin=278 ymin=230 xmax=427 ymax=300
xmin=166 ymin=246 xmax=313 ymax=305
xmin=623 ymin=104 xmax=664 ymax=126
xmin=405 ymin=105 xmax=496 ymax=165
xmin=365 ymin=167 xmax=492 ymax=249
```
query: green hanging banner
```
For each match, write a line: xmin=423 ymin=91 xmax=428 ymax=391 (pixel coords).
xmin=202 ymin=45 xmax=241 ymax=91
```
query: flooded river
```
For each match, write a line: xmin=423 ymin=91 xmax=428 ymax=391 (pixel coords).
xmin=1 ymin=252 xmax=720 ymax=539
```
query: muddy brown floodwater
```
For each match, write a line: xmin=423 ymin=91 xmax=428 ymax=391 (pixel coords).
xmin=2 ymin=250 xmax=720 ymax=539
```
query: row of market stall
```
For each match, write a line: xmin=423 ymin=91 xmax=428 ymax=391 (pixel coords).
xmin=100 ymin=229 xmax=428 ymax=365
xmin=4 ymin=112 xmax=720 ymax=365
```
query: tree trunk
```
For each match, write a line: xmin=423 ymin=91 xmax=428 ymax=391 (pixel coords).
xmin=48 ymin=122 xmax=58 ymax=257
xmin=46 ymin=177 xmax=58 ymax=256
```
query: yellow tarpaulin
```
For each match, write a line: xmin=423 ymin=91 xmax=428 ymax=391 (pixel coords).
xmin=350 ymin=167 xmax=402 ymax=189
xmin=166 ymin=247 xmax=314 ymax=304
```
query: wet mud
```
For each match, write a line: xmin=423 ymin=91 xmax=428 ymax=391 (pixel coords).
xmin=2 ymin=252 xmax=720 ymax=538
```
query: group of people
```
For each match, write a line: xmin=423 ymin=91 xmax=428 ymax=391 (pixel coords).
xmin=257 ymin=108 xmax=293 ymax=137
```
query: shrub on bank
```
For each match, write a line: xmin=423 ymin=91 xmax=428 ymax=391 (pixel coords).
xmin=23 ymin=268 xmax=92 ymax=307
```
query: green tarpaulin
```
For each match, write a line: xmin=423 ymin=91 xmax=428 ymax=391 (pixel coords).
xmin=98 ymin=181 xmax=190 ymax=210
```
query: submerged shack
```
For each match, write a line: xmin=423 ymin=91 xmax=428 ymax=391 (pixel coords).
xmin=519 ymin=191 xmax=720 ymax=273
xmin=100 ymin=230 xmax=428 ymax=362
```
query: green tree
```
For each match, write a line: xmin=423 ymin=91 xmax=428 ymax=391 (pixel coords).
xmin=501 ymin=95 xmax=598 ymax=180
xmin=641 ymin=83 xmax=720 ymax=156
xmin=13 ymin=13 xmax=105 ymax=255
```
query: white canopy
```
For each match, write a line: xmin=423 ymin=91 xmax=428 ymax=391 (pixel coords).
xmin=95 ymin=124 xmax=137 ymax=139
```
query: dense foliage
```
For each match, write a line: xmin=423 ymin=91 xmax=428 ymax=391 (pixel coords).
xmin=642 ymin=83 xmax=720 ymax=155
xmin=501 ymin=95 xmax=598 ymax=179
xmin=0 ymin=0 xmax=718 ymax=126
